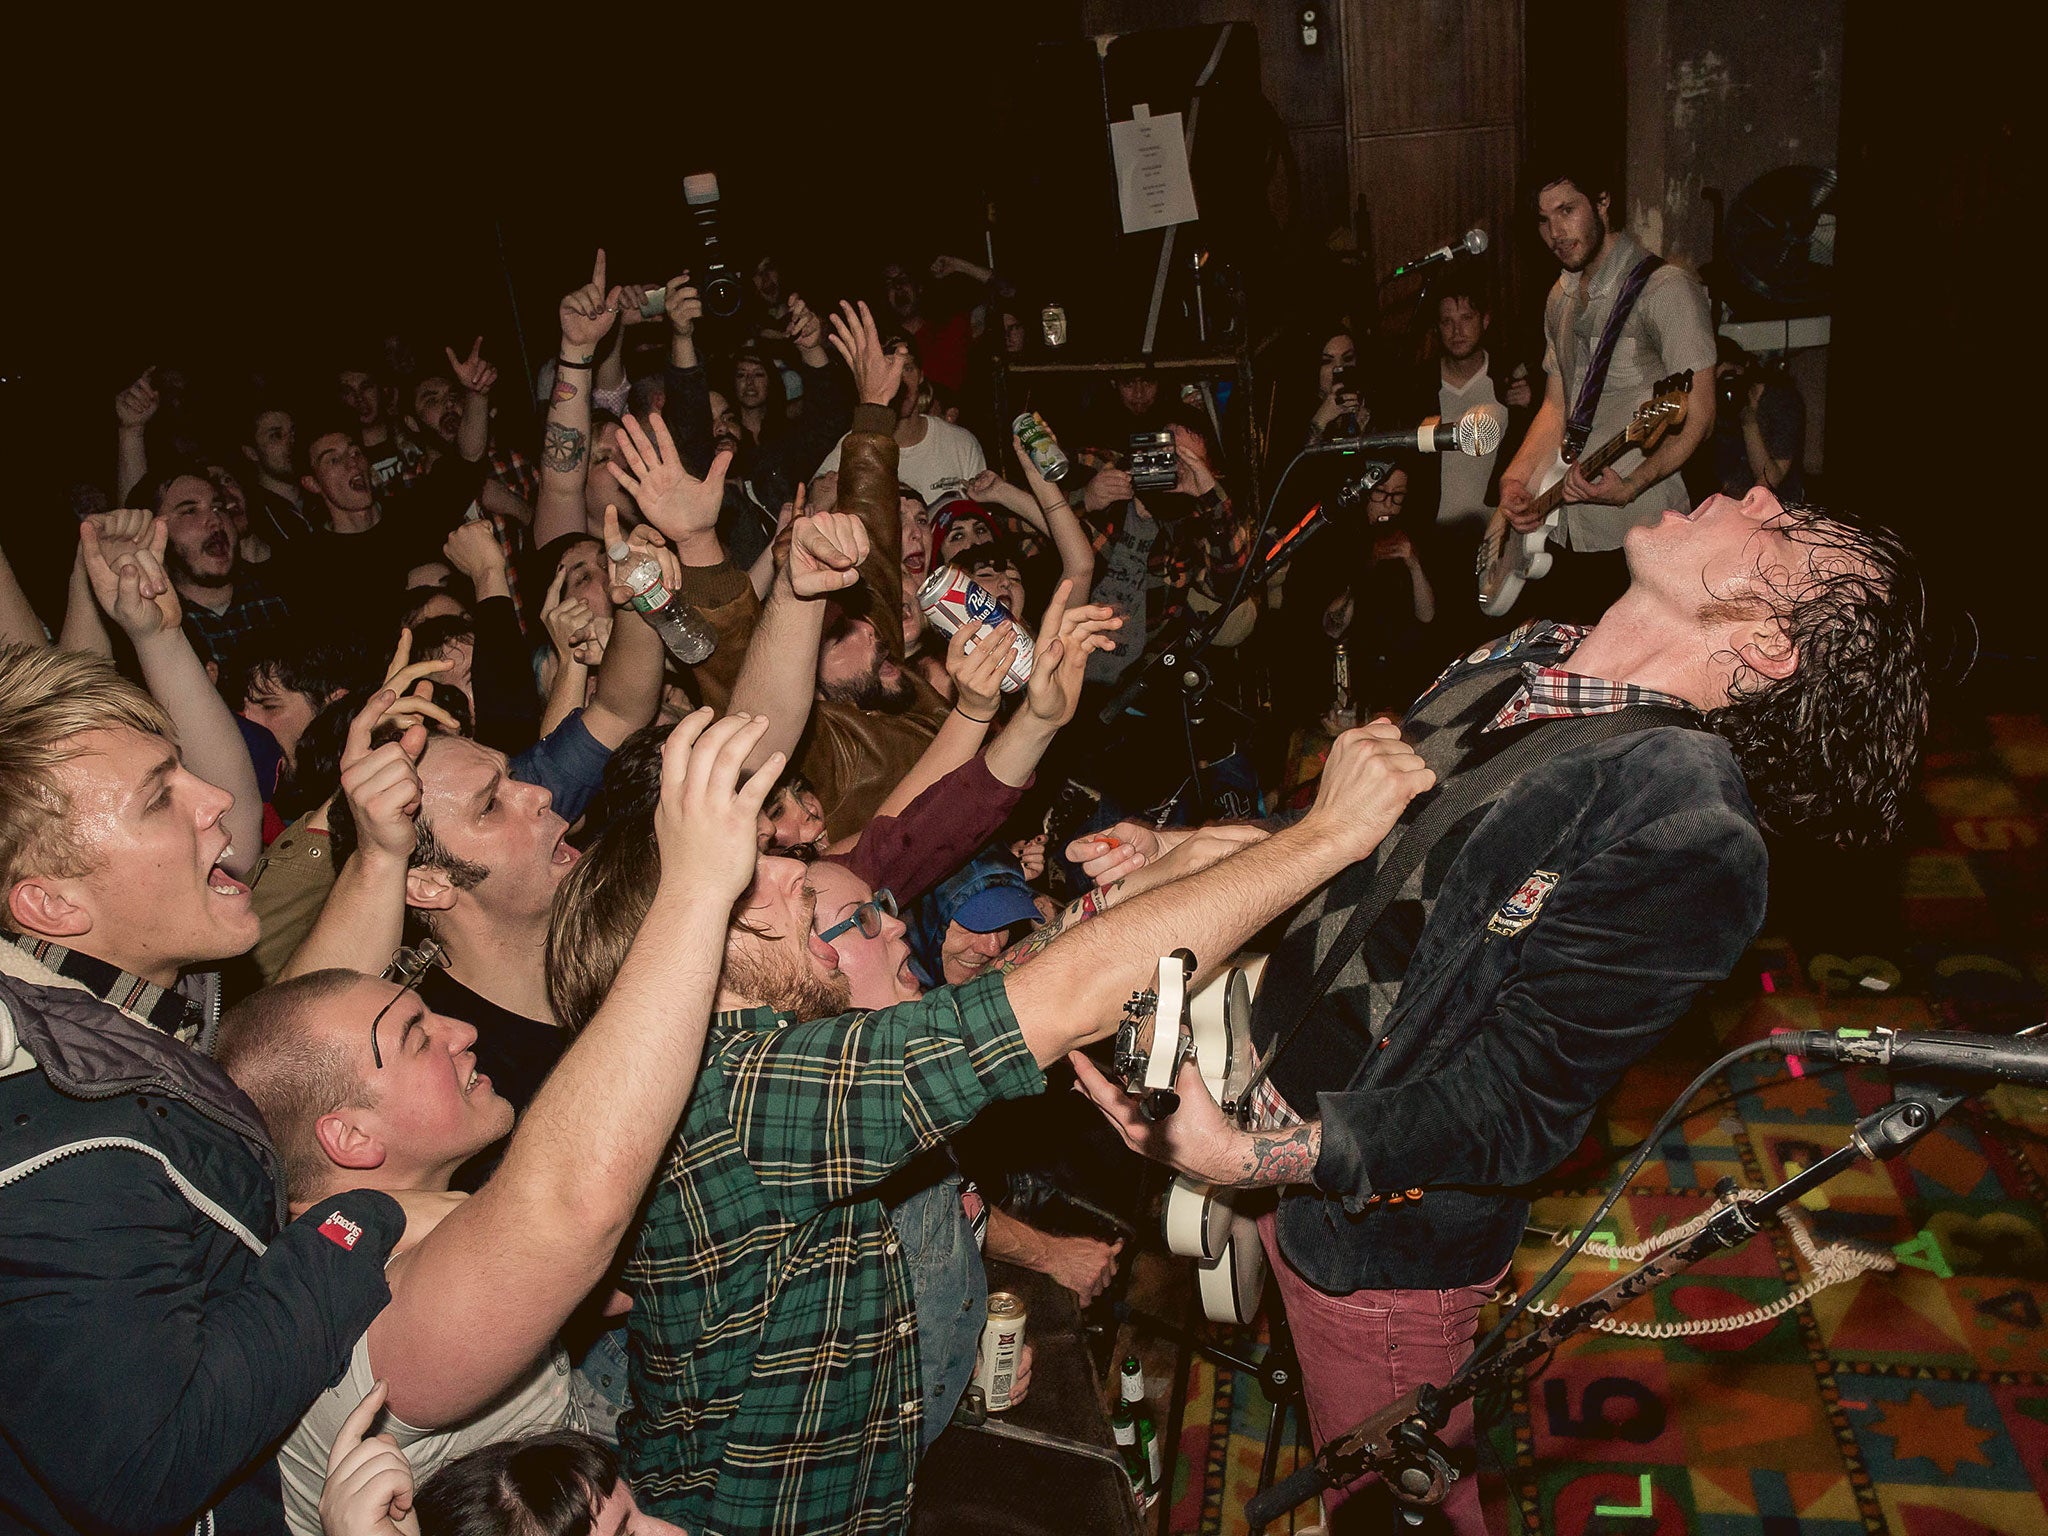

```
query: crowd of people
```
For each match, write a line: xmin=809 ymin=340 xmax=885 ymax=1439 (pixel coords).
xmin=0 ymin=150 xmax=1918 ymax=1536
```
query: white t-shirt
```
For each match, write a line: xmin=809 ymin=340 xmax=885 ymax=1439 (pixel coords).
xmin=278 ymin=1330 xmax=581 ymax=1536
xmin=817 ymin=414 xmax=987 ymax=502
xmin=1437 ymin=355 xmax=1501 ymax=532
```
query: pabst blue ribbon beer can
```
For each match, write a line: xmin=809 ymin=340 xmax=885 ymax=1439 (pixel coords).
xmin=973 ymin=1290 xmax=1028 ymax=1411
xmin=917 ymin=563 xmax=1033 ymax=693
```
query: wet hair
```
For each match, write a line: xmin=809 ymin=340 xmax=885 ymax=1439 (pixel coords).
xmin=414 ymin=1429 xmax=621 ymax=1536
xmin=221 ymin=631 xmax=373 ymax=716
xmin=1701 ymin=506 xmax=1930 ymax=847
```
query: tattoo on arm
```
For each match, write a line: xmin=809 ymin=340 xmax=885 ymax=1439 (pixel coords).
xmin=995 ymin=878 xmax=1126 ymax=975
xmin=1236 ymin=1123 xmax=1322 ymax=1188
xmin=542 ymin=422 xmax=588 ymax=474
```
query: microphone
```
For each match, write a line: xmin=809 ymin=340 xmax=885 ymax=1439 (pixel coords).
xmin=1389 ymin=228 xmax=1489 ymax=279
xmin=1768 ymin=1027 xmax=2048 ymax=1087
xmin=1306 ymin=403 xmax=1507 ymax=459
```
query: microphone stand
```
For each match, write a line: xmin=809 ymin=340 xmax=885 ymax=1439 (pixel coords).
xmin=1094 ymin=447 xmax=1392 ymax=819
xmin=1244 ymin=1071 xmax=1977 ymax=1531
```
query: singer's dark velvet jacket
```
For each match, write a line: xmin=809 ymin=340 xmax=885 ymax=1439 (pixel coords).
xmin=1278 ymin=722 xmax=1768 ymax=1292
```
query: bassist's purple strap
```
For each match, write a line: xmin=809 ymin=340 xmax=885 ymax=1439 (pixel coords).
xmin=1563 ymin=254 xmax=1663 ymax=463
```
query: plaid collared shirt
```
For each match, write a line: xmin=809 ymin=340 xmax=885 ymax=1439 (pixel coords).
xmin=181 ymin=576 xmax=293 ymax=669
xmin=1474 ymin=620 xmax=1698 ymax=731
xmin=622 ymin=971 xmax=1043 ymax=1535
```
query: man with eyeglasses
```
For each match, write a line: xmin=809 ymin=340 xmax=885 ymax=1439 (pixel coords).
xmin=807 ymin=859 xmax=1126 ymax=1444
xmin=214 ymin=709 xmax=774 ymax=1536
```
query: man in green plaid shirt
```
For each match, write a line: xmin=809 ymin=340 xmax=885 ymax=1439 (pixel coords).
xmin=552 ymin=712 xmax=1429 ymax=1533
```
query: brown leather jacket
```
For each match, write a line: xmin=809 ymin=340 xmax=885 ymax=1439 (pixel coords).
xmin=675 ymin=403 xmax=947 ymax=841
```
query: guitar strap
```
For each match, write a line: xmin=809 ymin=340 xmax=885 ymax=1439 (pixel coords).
xmin=1236 ymin=700 xmax=1699 ymax=1114
xmin=1562 ymin=253 xmax=1664 ymax=463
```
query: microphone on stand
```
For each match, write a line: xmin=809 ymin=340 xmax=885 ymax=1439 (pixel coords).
xmin=1767 ymin=1025 xmax=2048 ymax=1087
xmin=1304 ymin=403 xmax=1508 ymax=459
xmin=1388 ymin=228 xmax=1489 ymax=279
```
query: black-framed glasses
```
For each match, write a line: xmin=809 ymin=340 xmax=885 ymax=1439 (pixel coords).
xmin=370 ymin=940 xmax=446 ymax=1069
xmin=818 ymin=889 xmax=898 ymax=945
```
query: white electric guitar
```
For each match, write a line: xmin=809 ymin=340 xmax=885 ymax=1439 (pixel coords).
xmin=1115 ymin=953 xmax=1271 ymax=1325
xmin=1475 ymin=371 xmax=1692 ymax=617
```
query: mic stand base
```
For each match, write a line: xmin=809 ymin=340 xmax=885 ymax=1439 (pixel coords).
xmin=1245 ymin=1075 xmax=1974 ymax=1531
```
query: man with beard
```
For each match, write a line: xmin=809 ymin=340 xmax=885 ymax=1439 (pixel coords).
xmin=815 ymin=331 xmax=985 ymax=503
xmin=544 ymin=679 xmax=1428 ymax=1532
xmin=130 ymin=465 xmax=293 ymax=668
xmin=1498 ymin=158 xmax=1718 ymax=620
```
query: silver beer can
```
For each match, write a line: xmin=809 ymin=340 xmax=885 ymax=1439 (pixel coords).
xmin=973 ymin=1290 xmax=1028 ymax=1412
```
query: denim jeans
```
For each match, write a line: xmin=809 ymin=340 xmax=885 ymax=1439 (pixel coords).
xmin=569 ymin=1322 xmax=631 ymax=1442
xmin=890 ymin=1169 xmax=988 ymax=1452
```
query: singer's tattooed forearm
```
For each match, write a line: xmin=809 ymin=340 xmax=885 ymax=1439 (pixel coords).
xmin=542 ymin=422 xmax=588 ymax=474
xmin=1232 ymin=1122 xmax=1323 ymax=1188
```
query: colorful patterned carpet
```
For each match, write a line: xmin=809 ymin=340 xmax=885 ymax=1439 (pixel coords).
xmin=1158 ymin=709 xmax=2048 ymax=1534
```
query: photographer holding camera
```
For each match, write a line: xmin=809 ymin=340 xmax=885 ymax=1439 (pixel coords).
xmin=1065 ymin=372 xmax=1248 ymax=685
xmin=1704 ymin=337 xmax=1806 ymax=502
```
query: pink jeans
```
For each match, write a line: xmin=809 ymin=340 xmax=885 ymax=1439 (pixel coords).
xmin=1257 ymin=1212 xmax=1501 ymax=1534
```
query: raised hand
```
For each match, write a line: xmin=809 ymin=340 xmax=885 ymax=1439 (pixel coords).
xmin=1010 ymin=833 xmax=1048 ymax=883
xmin=1299 ymin=718 xmax=1435 ymax=862
xmin=80 ymin=513 xmax=180 ymax=638
xmin=444 ymin=338 xmax=497 ymax=396
xmin=654 ymin=708 xmax=783 ymax=905
xmin=378 ymin=628 xmax=463 ymax=734
xmin=540 ymin=564 xmax=607 ymax=668
xmin=338 ymin=687 xmax=429 ymax=863
xmin=784 ymin=292 xmax=825 ymax=359
xmin=825 ymin=299 xmax=905 ymax=407
xmin=601 ymin=504 xmax=683 ymax=606
xmin=787 ymin=511 xmax=869 ymax=598
xmin=946 ymin=616 xmax=1016 ymax=720
xmin=114 ymin=369 xmax=160 ymax=431
xmin=318 ymin=1381 xmax=422 ymax=1536
xmin=1082 ymin=466 xmax=1135 ymax=514
xmin=559 ymin=248 xmax=622 ymax=357
xmin=609 ymin=413 xmax=731 ymax=545
xmin=1023 ymin=579 xmax=1120 ymax=727
xmin=441 ymin=518 xmax=509 ymax=596
xmin=663 ymin=272 xmax=702 ymax=339
xmin=1169 ymin=422 xmax=1217 ymax=497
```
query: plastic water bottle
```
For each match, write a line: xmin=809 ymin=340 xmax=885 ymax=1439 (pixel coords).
xmin=608 ymin=542 xmax=716 ymax=664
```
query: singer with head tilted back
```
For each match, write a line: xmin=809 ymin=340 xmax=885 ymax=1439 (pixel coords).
xmin=1070 ymin=467 xmax=1931 ymax=1528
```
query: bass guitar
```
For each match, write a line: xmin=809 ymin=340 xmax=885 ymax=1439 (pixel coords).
xmin=1474 ymin=371 xmax=1692 ymax=617
xmin=1114 ymin=952 xmax=1272 ymax=1325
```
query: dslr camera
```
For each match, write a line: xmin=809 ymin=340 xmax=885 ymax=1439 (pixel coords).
xmin=1126 ymin=430 xmax=1180 ymax=493
xmin=683 ymin=172 xmax=744 ymax=319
